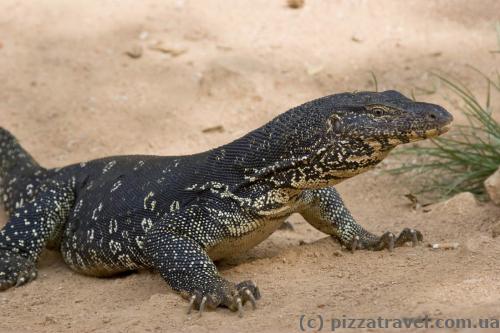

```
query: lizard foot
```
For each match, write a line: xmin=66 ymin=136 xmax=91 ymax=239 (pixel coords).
xmin=0 ymin=249 xmax=37 ymax=291
xmin=185 ymin=279 xmax=260 ymax=317
xmin=350 ymin=227 xmax=423 ymax=252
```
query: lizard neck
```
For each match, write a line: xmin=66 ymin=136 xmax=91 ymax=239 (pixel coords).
xmin=204 ymin=128 xmax=294 ymax=189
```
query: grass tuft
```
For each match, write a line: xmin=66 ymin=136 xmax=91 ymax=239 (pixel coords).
xmin=390 ymin=71 xmax=500 ymax=200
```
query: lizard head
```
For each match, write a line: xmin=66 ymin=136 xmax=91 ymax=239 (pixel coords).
xmin=323 ymin=90 xmax=453 ymax=144
xmin=244 ymin=90 xmax=453 ymax=189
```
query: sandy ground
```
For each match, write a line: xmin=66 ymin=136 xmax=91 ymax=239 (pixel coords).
xmin=1 ymin=1 xmax=500 ymax=332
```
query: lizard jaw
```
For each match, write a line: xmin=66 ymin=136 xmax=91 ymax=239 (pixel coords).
xmin=407 ymin=122 xmax=452 ymax=141
xmin=422 ymin=122 xmax=452 ymax=138
xmin=438 ymin=123 xmax=452 ymax=134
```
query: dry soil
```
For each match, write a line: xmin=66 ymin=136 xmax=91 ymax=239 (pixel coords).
xmin=1 ymin=1 xmax=500 ymax=332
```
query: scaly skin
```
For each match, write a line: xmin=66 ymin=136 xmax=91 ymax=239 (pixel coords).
xmin=0 ymin=90 xmax=453 ymax=316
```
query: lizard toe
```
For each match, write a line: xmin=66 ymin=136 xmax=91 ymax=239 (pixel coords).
xmin=236 ymin=280 xmax=261 ymax=307
xmin=348 ymin=228 xmax=423 ymax=252
xmin=226 ymin=280 xmax=260 ymax=317
xmin=395 ymin=228 xmax=423 ymax=247
xmin=186 ymin=291 xmax=221 ymax=316
xmin=184 ymin=279 xmax=261 ymax=317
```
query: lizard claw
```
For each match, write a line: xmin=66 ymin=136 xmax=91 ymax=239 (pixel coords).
xmin=379 ymin=232 xmax=395 ymax=252
xmin=411 ymin=229 xmax=419 ymax=247
xmin=185 ymin=291 xmax=218 ymax=317
xmin=243 ymin=288 xmax=257 ymax=309
xmin=347 ymin=228 xmax=423 ymax=252
xmin=395 ymin=228 xmax=423 ymax=247
xmin=230 ymin=280 xmax=260 ymax=316
xmin=184 ymin=279 xmax=260 ymax=317
xmin=187 ymin=294 xmax=196 ymax=314
xmin=236 ymin=297 xmax=243 ymax=317
xmin=350 ymin=235 xmax=359 ymax=253
xmin=199 ymin=296 xmax=207 ymax=317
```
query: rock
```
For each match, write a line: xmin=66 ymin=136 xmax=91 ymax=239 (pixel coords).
xmin=484 ymin=167 xmax=500 ymax=205
xmin=446 ymin=192 xmax=477 ymax=206
xmin=125 ymin=45 xmax=143 ymax=59
xmin=433 ymin=192 xmax=478 ymax=215
xmin=287 ymin=0 xmax=304 ymax=9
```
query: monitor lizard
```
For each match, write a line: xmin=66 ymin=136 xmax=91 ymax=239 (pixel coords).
xmin=0 ymin=90 xmax=453 ymax=316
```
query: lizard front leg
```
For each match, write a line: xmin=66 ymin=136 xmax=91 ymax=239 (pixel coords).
xmin=298 ymin=187 xmax=422 ymax=251
xmin=143 ymin=205 xmax=260 ymax=316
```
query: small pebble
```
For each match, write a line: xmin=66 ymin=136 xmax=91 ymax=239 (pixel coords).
xmin=428 ymin=242 xmax=460 ymax=250
xmin=287 ymin=0 xmax=304 ymax=9
xmin=126 ymin=45 xmax=143 ymax=59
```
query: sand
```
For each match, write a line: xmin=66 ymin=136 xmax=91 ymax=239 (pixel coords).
xmin=1 ymin=1 xmax=500 ymax=332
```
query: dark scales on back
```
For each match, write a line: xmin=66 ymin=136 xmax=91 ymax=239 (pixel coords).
xmin=0 ymin=91 xmax=453 ymax=316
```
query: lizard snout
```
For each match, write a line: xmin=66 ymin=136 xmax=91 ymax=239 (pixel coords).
xmin=422 ymin=104 xmax=454 ymax=130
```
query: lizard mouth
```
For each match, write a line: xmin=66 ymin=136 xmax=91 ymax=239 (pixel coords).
xmin=423 ymin=124 xmax=451 ymax=138
xmin=409 ymin=119 xmax=453 ymax=141
xmin=438 ymin=123 xmax=452 ymax=134
xmin=407 ymin=125 xmax=451 ymax=141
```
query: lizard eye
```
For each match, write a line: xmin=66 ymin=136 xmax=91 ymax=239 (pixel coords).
xmin=372 ymin=107 xmax=385 ymax=116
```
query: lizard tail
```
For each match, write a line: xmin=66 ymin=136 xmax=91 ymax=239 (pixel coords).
xmin=0 ymin=127 xmax=44 ymax=180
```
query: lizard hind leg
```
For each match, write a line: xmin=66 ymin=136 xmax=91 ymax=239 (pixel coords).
xmin=0 ymin=180 xmax=75 ymax=290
